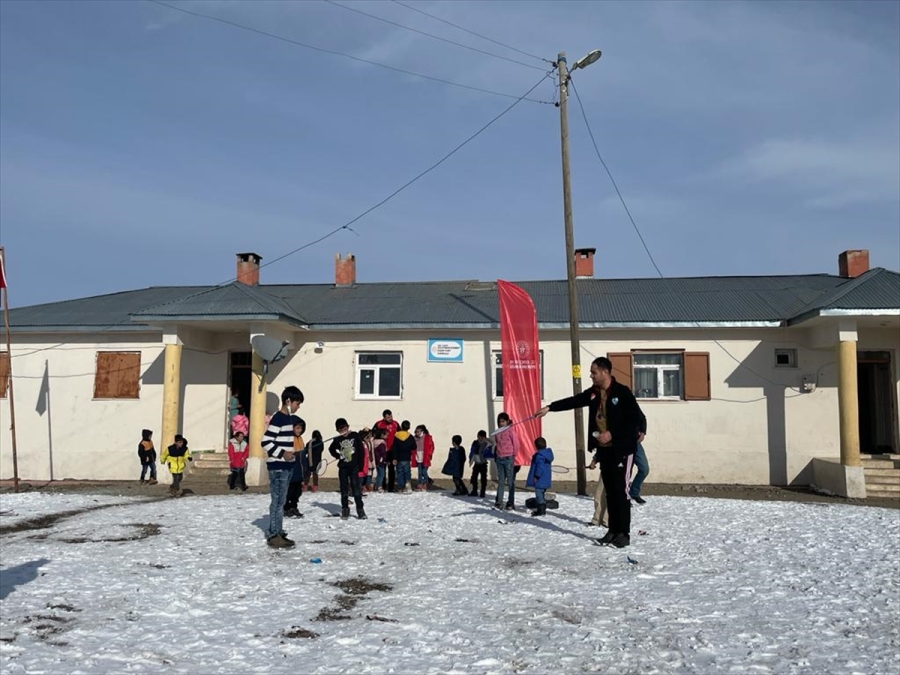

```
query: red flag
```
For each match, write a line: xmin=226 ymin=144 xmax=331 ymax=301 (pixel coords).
xmin=498 ymin=280 xmax=542 ymax=466
xmin=0 ymin=251 xmax=7 ymax=289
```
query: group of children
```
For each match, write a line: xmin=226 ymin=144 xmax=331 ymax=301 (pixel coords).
xmin=136 ymin=429 xmax=193 ymax=497
xmin=136 ymin=410 xmax=557 ymax=518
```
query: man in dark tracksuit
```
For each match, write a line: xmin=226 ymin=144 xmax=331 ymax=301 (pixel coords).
xmin=536 ymin=356 xmax=641 ymax=548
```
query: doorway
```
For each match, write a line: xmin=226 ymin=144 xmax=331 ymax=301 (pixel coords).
xmin=228 ymin=352 xmax=252 ymax=435
xmin=857 ymin=351 xmax=898 ymax=455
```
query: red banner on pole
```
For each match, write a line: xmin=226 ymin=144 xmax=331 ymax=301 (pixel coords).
xmin=498 ymin=280 xmax=542 ymax=466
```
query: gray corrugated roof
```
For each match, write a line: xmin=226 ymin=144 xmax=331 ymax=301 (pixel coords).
xmin=8 ymin=270 xmax=898 ymax=332
xmin=132 ymin=283 xmax=307 ymax=325
xmin=7 ymin=287 xmax=208 ymax=331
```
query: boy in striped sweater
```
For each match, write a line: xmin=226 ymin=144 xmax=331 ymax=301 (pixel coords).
xmin=261 ymin=385 xmax=304 ymax=549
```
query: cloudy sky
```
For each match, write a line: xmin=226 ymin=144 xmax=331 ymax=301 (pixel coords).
xmin=1 ymin=0 xmax=898 ymax=307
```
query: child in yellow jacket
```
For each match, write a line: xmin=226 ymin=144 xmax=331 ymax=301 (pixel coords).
xmin=161 ymin=435 xmax=192 ymax=497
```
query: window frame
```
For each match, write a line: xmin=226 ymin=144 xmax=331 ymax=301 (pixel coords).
xmin=633 ymin=352 xmax=684 ymax=401
xmin=491 ymin=349 xmax=545 ymax=401
xmin=354 ymin=351 xmax=403 ymax=400
xmin=774 ymin=348 xmax=798 ymax=369
xmin=93 ymin=351 xmax=142 ymax=400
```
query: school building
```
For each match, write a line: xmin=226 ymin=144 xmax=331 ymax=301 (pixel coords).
xmin=1 ymin=249 xmax=898 ymax=497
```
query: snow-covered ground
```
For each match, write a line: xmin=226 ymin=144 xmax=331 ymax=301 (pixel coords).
xmin=1 ymin=490 xmax=898 ymax=674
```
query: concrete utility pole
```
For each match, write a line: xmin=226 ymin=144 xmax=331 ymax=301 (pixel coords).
xmin=556 ymin=49 xmax=602 ymax=496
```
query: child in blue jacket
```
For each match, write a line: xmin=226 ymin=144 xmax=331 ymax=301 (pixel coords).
xmin=526 ymin=437 xmax=554 ymax=517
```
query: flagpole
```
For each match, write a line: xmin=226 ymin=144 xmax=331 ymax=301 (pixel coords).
xmin=0 ymin=247 xmax=19 ymax=493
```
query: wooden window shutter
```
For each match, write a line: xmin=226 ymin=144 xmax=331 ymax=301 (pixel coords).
xmin=0 ymin=352 xmax=9 ymax=399
xmin=94 ymin=352 xmax=141 ymax=399
xmin=608 ymin=352 xmax=633 ymax=390
xmin=684 ymin=352 xmax=711 ymax=401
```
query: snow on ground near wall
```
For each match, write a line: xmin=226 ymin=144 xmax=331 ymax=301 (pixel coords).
xmin=0 ymin=491 xmax=898 ymax=675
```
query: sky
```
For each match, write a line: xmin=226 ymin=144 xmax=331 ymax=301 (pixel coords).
xmin=1 ymin=0 xmax=898 ymax=308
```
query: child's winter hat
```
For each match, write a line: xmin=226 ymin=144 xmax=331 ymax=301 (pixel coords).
xmin=141 ymin=429 xmax=153 ymax=440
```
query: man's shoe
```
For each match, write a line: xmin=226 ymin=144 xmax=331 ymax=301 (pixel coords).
xmin=597 ymin=530 xmax=616 ymax=545
xmin=610 ymin=533 xmax=631 ymax=548
xmin=267 ymin=535 xmax=294 ymax=549
xmin=632 ymin=495 xmax=646 ymax=505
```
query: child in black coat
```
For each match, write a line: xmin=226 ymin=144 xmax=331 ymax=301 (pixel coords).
xmin=442 ymin=435 xmax=468 ymax=495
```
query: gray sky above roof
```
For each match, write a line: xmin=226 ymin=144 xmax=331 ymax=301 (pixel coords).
xmin=1 ymin=1 xmax=898 ymax=308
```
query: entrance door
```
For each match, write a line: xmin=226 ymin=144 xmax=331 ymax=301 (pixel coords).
xmin=857 ymin=351 xmax=898 ymax=455
xmin=228 ymin=352 xmax=252 ymax=437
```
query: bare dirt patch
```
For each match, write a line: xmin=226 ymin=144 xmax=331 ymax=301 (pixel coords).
xmin=59 ymin=523 xmax=162 ymax=544
xmin=282 ymin=627 xmax=319 ymax=639
xmin=46 ymin=603 xmax=80 ymax=613
xmin=314 ymin=577 xmax=394 ymax=622
xmin=366 ymin=614 xmax=399 ymax=623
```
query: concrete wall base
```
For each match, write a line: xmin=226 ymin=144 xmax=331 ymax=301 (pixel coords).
xmin=811 ymin=458 xmax=866 ymax=499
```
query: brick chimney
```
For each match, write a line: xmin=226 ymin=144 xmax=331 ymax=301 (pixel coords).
xmin=574 ymin=247 xmax=596 ymax=279
xmin=335 ymin=253 xmax=356 ymax=287
xmin=838 ymin=249 xmax=869 ymax=278
xmin=236 ymin=252 xmax=262 ymax=286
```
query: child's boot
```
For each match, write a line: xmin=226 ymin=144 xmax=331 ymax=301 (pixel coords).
xmin=357 ymin=508 xmax=368 ymax=520
xmin=341 ymin=507 xmax=350 ymax=519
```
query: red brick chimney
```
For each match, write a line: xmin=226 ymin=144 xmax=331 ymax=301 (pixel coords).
xmin=236 ymin=252 xmax=262 ymax=286
xmin=838 ymin=250 xmax=869 ymax=278
xmin=574 ymin=248 xmax=596 ymax=279
xmin=335 ymin=253 xmax=356 ymax=287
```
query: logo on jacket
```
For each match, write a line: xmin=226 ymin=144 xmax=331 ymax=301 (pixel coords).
xmin=612 ymin=397 xmax=619 ymax=405
xmin=339 ymin=440 xmax=354 ymax=461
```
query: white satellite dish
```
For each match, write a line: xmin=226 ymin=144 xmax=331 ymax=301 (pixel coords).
xmin=251 ymin=335 xmax=290 ymax=390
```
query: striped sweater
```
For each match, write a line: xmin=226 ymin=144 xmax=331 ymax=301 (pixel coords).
xmin=261 ymin=410 xmax=296 ymax=471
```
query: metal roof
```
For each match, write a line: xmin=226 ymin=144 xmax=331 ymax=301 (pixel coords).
xmin=7 ymin=270 xmax=899 ymax=332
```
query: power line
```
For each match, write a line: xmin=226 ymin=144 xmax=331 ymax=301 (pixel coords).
xmin=106 ymin=67 xmax=553 ymax=318
xmin=568 ymin=78 xmax=805 ymax=394
xmin=324 ymin=0 xmax=546 ymax=72
xmin=252 ymin=68 xmax=554 ymax=275
xmin=391 ymin=0 xmax=550 ymax=66
xmin=148 ymin=0 xmax=552 ymax=103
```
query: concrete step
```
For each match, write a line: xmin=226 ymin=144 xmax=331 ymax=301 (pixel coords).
xmin=864 ymin=466 xmax=900 ymax=476
xmin=192 ymin=454 xmax=232 ymax=469
xmin=866 ymin=477 xmax=900 ymax=488
xmin=866 ymin=486 xmax=900 ymax=499
xmin=866 ymin=482 xmax=900 ymax=494
xmin=862 ymin=456 xmax=900 ymax=469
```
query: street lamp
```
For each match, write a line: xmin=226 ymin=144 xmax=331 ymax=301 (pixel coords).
xmin=556 ymin=49 xmax=601 ymax=496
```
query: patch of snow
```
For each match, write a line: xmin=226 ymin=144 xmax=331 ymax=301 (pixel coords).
xmin=0 ymin=492 xmax=898 ymax=674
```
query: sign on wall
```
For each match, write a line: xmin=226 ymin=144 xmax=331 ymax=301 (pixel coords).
xmin=427 ymin=338 xmax=464 ymax=363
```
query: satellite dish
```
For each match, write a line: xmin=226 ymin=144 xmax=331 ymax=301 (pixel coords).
xmin=251 ymin=335 xmax=290 ymax=390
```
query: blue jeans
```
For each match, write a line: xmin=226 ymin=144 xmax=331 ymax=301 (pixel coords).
xmin=495 ymin=456 xmax=515 ymax=505
xmin=417 ymin=465 xmax=430 ymax=486
xmin=630 ymin=443 xmax=650 ymax=497
xmin=396 ymin=461 xmax=411 ymax=490
xmin=266 ymin=469 xmax=291 ymax=539
xmin=374 ymin=465 xmax=385 ymax=490
xmin=140 ymin=463 xmax=156 ymax=481
xmin=535 ymin=488 xmax=546 ymax=506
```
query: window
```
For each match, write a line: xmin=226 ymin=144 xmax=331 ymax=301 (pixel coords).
xmin=774 ymin=348 xmax=797 ymax=368
xmin=492 ymin=350 xmax=545 ymax=399
xmin=93 ymin=351 xmax=141 ymax=399
xmin=634 ymin=353 xmax=683 ymax=400
xmin=0 ymin=351 xmax=9 ymax=399
xmin=356 ymin=352 xmax=402 ymax=399
xmin=609 ymin=351 xmax=711 ymax=401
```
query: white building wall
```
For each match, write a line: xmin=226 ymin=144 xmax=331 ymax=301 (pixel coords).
xmin=3 ymin=324 xmax=897 ymax=485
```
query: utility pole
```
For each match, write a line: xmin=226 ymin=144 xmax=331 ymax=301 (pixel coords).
xmin=556 ymin=52 xmax=587 ymax=496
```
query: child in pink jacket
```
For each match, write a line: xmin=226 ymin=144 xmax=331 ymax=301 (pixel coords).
xmin=227 ymin=431 xmax=249 ymax=491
